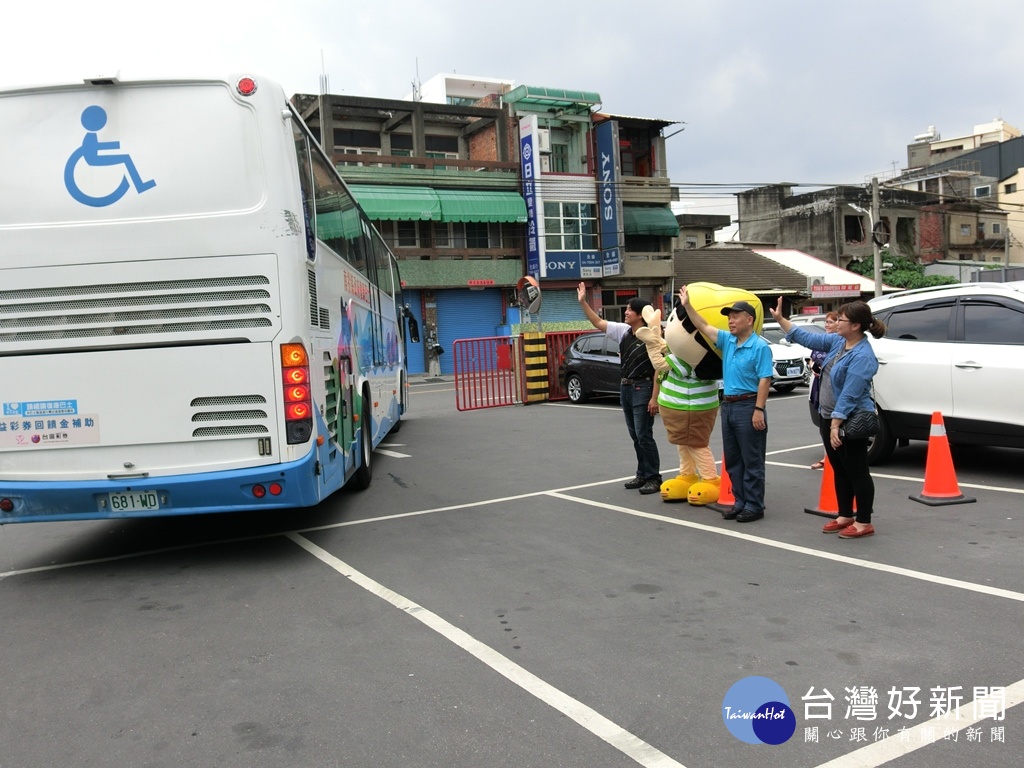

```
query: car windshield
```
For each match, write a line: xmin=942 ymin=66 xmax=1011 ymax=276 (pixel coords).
xmin=762 ymin=329 xmax=787 ymax=344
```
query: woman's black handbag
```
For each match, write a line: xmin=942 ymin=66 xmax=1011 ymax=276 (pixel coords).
xmin=841 ymin=409 xmax=880 ymax=439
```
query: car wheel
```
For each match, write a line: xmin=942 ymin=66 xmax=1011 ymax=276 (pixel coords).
xmin=866 ymin=409 xmax=896 ymax=466
xmin=566 ymin=373 xmax=587 ymax=403
xmin=773 ymin=383 xmax=798 ymax=393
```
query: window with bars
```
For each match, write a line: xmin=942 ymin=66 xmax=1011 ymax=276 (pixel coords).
xmin=338 ymin=147 xmax=381 ymax=167
xmin=550 ymin=143 xmax=569 ymax=173
xmin=544 ymin=202 xmax=597 ymax=251
xmin=466 ymin=222 xmax=503 ymax=248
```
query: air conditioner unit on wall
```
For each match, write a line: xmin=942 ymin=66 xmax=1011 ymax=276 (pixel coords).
xmin=807 ymin=276 xmax=825 ymax=291
xmin=536 ymin=129 xmax=551 ymax=153
xmin=539 ymin=155 xmax=551 ymax=173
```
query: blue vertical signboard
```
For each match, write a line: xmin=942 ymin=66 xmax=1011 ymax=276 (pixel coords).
xmin=519 ymin=115 xmax=543 ymax=278
xmin=595 ymin=120 xmax=622 ymax=276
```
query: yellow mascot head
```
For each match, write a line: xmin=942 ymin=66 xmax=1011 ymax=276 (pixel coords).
xmin=664 ymin=282 xmax=764 ymax=380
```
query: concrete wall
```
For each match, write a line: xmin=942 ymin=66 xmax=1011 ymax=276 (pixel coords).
xmin=918 ymin=211 xmax=946 ymax=262
xmin=999 ymin=168 xmax=1024 ymax=264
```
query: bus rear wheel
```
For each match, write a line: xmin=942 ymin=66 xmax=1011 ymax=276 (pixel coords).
xmin=351 ymin=399 xmax=373 ymax=490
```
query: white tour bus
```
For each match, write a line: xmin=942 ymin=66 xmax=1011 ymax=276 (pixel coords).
xmin=0 ymin=74 xmax=415 ymax=523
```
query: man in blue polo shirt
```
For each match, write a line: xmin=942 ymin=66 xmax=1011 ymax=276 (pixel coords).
xmin=677 ymin=286 xmax=773 ymax=522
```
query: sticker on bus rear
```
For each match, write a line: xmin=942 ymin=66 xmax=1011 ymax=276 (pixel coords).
xmin=0 ymin=414 xmax=100 ymax=448
xmin=5 ymin=400 xmax=79 ymax=416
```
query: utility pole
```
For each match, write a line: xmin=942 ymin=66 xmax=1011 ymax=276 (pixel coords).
xmin=871 ymin=177 xmax=882 ymax=297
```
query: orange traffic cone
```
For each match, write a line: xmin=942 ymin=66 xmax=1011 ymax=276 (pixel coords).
xmin=909 ymin=412 xmax=976 ymax=506
xmin=710 ymin=454 xmax=735 ymax=514
xmin=804 ymin=456 xmax=843 ymax=519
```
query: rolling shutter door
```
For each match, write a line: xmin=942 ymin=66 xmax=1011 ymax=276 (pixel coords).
xmin=435 ymin=289 xmax=504 ymax=375
xmin=535 ymin=289 xmax=581 ymax=323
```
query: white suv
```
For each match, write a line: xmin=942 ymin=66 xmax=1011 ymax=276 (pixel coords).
xmin=866 ymin=282 xmax=1024 ymax=463
xmin=761 ymin=323 xmax=809 ymax=392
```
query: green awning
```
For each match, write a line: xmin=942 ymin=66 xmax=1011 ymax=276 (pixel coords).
xmin=350 ymin=185 xmax=441 ymax=221
xmin=316 ymin=205 xmax=363 ymax=240
xmin=435 ymin=190 xmax=528 ymax=223
xmin=623 ymin=206 xmax=680 ymax=237
xmin=505 ymin=85 xmax=602 ymax=112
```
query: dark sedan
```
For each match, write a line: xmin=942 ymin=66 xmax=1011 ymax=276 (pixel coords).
xmin=558 ymin=332 xmax=621 ymax=403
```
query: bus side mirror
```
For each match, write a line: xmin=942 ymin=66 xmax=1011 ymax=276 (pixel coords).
xmin=403 ymin=306 xmax=420 ymax=343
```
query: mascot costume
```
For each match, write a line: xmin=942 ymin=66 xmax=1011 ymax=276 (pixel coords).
xmin=635 ymin=283 xmax=764 ymax=506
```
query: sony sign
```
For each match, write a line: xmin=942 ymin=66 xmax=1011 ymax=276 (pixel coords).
xmin=595 ymin=120 xmax=622 ymax=277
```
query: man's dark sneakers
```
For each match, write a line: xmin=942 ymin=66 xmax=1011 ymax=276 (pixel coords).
xmin=624 ymin=475 xmax=645 ymax=489
xmin=721 ymin=508 xmax=740 ymax=520
xmin=638 ymin=479 xmax=661 ymax=495
xmin=736 ymin=509 xmax=764 ymax=523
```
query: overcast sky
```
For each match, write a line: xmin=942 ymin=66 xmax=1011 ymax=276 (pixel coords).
xmin=6 ymin=0 xmax=1023 ymax=228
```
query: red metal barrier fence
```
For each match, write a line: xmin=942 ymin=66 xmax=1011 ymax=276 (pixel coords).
xmin=453 ymin=336 xmax=524 ymax=411
xmin=453 ymin=331 xmax=590 ymax=409
xmin=545 ymin=330 xmax=589 ymax=401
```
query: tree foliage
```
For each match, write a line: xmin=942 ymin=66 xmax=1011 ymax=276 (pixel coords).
xmin=846 ymin=249 xmax=958 ymax=290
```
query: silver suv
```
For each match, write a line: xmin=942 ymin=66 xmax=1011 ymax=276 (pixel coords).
xmin=866 ymin=281 xmax=1024 ymax=463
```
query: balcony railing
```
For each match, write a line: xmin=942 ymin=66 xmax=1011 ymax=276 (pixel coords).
xmin=620 ymin=175 xmax=676 ymax=204
xmin=332 ymin=153 xmax=520 ymax=190
xmin=383 ymin=247 xmax=523 ymax=261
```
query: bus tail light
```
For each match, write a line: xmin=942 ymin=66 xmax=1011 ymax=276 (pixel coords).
xmin=236 ymin=77 xmax=258 ymax=97
xmin=281 ymin=343 xmax=312 ymax=444
xmin=250 ymin=482 xmax=284 ymax=500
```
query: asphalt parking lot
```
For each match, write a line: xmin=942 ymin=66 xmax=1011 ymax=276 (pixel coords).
xmin=1 ymin=379 xmax=1021 ymax=768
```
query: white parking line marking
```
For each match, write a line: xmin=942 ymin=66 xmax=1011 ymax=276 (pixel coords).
xmin=286 ymin=532 xmax=686 ymax=768
xmin=542 ymin=490 xmax=1024 ymax=767
xmin=544 ymin=402 xmax=618 ymax=410
xmin=767 ymin=460 xmax=1024 ymax=495
xmin=4 ymin=467 xmax=1020 ymax=767
xmin=545 ymin=491 xmax=1024 ymax=603
xmin=375 ymin=448 xmax=411 ymax=458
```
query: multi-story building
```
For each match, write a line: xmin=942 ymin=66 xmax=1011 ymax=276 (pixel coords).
xmin=505 ymin=86 xmax=679 ymax=323
xmin=891 ymin=126 xmax=1024 ymax=264
xmin=736 ymin=121 xmax=1024 ymax=271
xmin=674 ymin=213 xmax=732 ymax=251
xmin=905 ymin=120 xmax=1021 ymax=172
xmin=294 ymin=76 xmax=682 ymax=373
xmin=293 ymin=90 xmax=526 ymax=374
xmin=736 ymin=184 xmax=1009 ymax=268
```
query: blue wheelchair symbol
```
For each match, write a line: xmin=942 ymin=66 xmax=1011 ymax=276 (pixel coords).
xmin=64 ymin=105 xmax=156 ymax=207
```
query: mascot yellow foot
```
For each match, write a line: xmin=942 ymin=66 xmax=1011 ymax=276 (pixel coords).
xmin=660 ymin=474 xmax=700 ymax=503
xmin=687 ymin=477 xmax=721 ymax=506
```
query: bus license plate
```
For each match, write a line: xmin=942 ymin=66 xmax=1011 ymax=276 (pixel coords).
xmin=786 ymin=366 xmax=802 ymax=377
xmin=106 ymin=491 xmax=160 ymax=512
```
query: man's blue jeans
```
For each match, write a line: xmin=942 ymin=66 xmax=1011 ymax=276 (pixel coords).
xmin=721 ymin=399 xmax=767 ymax=513
xmin=621 ymin=380 xmax=661 ymax=482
